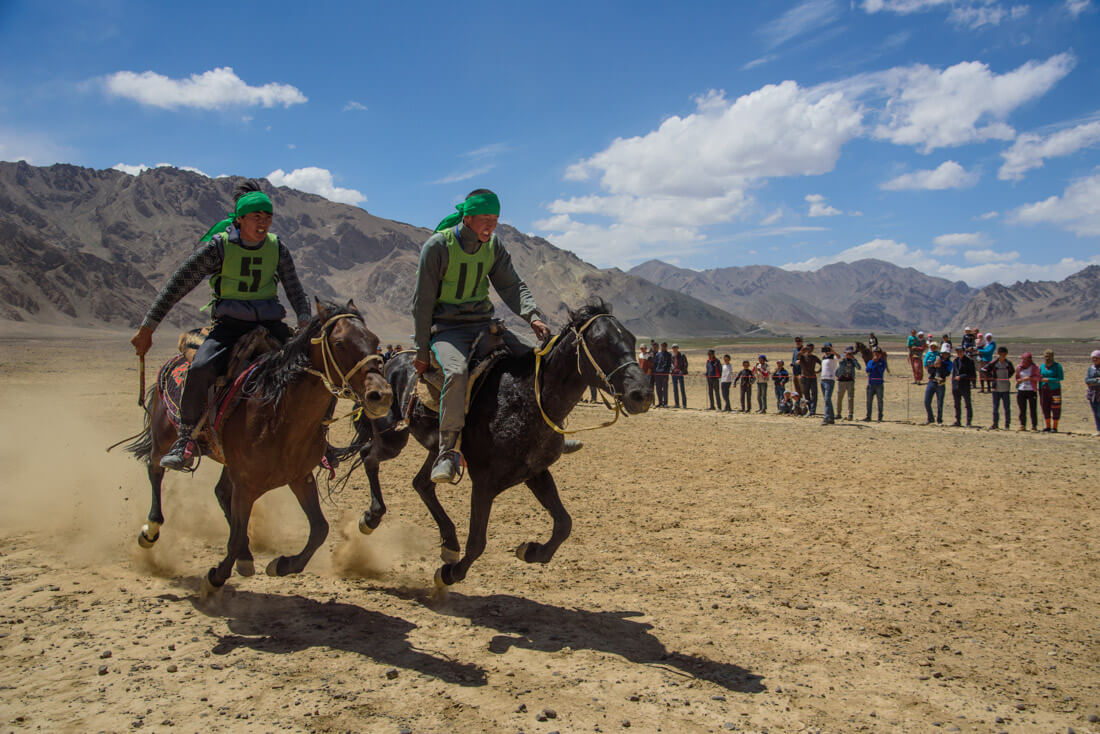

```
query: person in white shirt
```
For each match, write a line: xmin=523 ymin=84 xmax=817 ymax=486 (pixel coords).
xmin=820 ymin=343 xmax=839 ymax=425
xmin=719 ymin=354 xmax=734 ymax=412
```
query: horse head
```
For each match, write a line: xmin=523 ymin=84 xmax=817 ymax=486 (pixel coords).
xmin=563 ymin=299 xmax=653 ymax=415
xmin=312 ymin=298 xmax=393 ymax=420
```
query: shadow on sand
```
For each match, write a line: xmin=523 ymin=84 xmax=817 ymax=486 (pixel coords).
xmin=159 ymin=580 xmax=486 ymax=687
xmin=378 ymin=586 xmax=765 ymax=694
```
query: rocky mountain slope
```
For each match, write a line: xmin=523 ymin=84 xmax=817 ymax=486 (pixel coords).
xmin=948 ymin=265 xmax=1100 ymax=333
xmin=629 ymin=259 xmax=975 ymax=331
xmin=0 ymin=162 xmax=755 ymax=338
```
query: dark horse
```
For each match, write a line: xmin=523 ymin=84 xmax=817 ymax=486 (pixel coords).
xmin=855 ymin=341 xmax=890 ymax=373
xmin=352 ymin=300 xmax=653 ymax=590
xmin=127 ymin=299 xmax=393 ymax=595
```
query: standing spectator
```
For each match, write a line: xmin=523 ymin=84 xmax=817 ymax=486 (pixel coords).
xmin=940 ymin=333 xmax=953 ymax=354
xmin=638 ymin=343 xmax=651 ymax=374
xmin=670 ymin=344 xmax=688 ymax=408
xmin=925 ymin=331 xmax=935 ymax=348
xmin=863 ymin=346 xmax=887 ymax=422
xmin=950 ymin=344 xmax=975 ymax=427
xmin=1015 ymin=351 xmax=1040 ymax=431
xmin=733 ymin=360 xmax=754 ymax=412
xmin=790 ymin=336 xmax=804 ymax=394
xmin=835 ymin=346 xmax=861 ymax=421
xmin=1086 ymin=349 xmax=1100 ymax=436
xmin=383 ymin=344 xmax=394 ymax=361
xmin=797 ymin=343 xmax=821 ymax=415
xmin=652 ymin=342 xmax=671 ymax=407
xmin=1039 ymin=348 xmax=1064 ymax=433
xmin=772 ymin=360 xmax=789 ymax=410
xmin=977 ymin=333 xmax=996 ymax=393
xmin=752 ymin=355 xmax=770 ymax=413
xmin=868 ymin=332 xmax=879 ymax=353
xmin=720 ymin=354 xmax=733 ymax=412
xmin=820 ymin=343 xmax=838 ymax=425
xmin=923 ymin=349 xmax=950 ymax=424
xmin=961 ymin=328 xmax=976 ymax=353
xmin=704 ymin=349 xmax=722 ymax=410
xmin=983 ymin=346 xmax=1014 ymax=429
xmin=907 ymin=329 xmax=924 ymax=384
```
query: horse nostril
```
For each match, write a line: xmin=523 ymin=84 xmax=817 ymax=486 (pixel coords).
xmin=367 ymin=391 xmax=383 ymax=403
xmin=629 ymin=390 xmax=648 ymax=404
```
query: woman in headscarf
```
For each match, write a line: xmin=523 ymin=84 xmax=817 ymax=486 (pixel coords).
xmin=1015 ymin=351 xmax=1040 ymax=431
xmin=1086 ymin=349 xmax=1100 ymax=436
xmin=977 ymin=332 xmax=996 ymax=393
xmin=1038 ymin=348 xmax=1065 ymax=433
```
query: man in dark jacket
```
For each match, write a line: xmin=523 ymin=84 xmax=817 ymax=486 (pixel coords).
xmin=670 ymin=344 xmax=688 ymax=408
xmin=704 ymin=349 xmax=722 ymax=410
xmin=950 ymin=344 xmax=976 ymax=426
xmin=651 ymin=342 xmax=671 ymax=407
xmin=923 ymin=350 xmax=952 ymax=424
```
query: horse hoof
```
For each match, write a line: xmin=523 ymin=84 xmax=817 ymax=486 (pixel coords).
xmin=137 ymin=522 xmax=160 ymax=549
xmin=358 ymin=515 xmax=375 ymax=535
xmin=440 ymin=545 xmax=460 ymax=564
xmin=514 ymin=542 xmax=531 ymax=562
xmin=235 ymin=559 xmax=255 ymax=577
xmin=266 ymin=558 xmax=283 ymax=577
xmin=200 ymin=572 xmax=221 ymax=599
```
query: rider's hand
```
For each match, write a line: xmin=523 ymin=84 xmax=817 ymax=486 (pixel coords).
xmin=131 ymin=326 xmax=153 ymax=357
xmin=297 ymin=317 xmax=310 ymax=331
xmin=414 ymin=350 xmax=431 ymax=374
xmin=531 ymin=319 xmax=551 ymax=342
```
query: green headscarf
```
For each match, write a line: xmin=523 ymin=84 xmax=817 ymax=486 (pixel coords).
xmin=434 ymin=191 xmax=501 ymax=232
xmin=199 ymin=191 xmax=274 ymax=243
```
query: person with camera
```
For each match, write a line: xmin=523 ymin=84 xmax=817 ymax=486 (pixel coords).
xmin=796 ymin=342 xmax=821 ymax=415
xmin=835 ymin=346 xmax=861 ymax=421
xmin=923 ymin=348 xmax=951 ymax=424
xmin=863 ymin=346 xmax=887 ymax=422
xmin=819 ymin=342 xmax=838 ymax=425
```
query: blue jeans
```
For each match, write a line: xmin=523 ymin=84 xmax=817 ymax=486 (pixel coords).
xmin=992 ymin=391 xmax=1011 ymax=427
xmin=821 ymin=379 xmax=835 ymax=421
xmin=671 ymin=375 xmax=686 ymax=407
xmin=1091 ymin=400 xmax=1100 ymax=431
xmin=865 ymin=383 xmax=884 ymax=420
xmin=924 ymin=381 xmax=945 ymax=422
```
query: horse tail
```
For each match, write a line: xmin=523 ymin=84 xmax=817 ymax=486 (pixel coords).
xmin=123 ymin=388 xmax=156 ymax=462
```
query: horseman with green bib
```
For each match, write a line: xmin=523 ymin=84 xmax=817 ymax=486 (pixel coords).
xmin=413 ymin=189 xmax=578 ymax=484
xmin=130 ymin=180 xmax=311 ymax=471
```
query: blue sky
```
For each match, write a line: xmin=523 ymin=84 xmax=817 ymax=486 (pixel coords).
xmin=1 ymin=0 xmax=1098 ymax=287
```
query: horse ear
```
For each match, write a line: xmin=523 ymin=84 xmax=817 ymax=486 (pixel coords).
xmin=315 ymin=297 xmax=330 ymax=319
xmin=346 ymin=298 xmax=358 ymax=313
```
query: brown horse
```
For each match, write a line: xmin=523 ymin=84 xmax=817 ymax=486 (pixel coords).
xmin=128 ymin=299 xmax=392 ymax=595
xmin=855 ymin=341 xmax=890 ymax=374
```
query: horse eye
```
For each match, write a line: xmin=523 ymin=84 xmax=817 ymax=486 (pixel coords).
xmin=334 ymin=339 xmax=345 ymax=349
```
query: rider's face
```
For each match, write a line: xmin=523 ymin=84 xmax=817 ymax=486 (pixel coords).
xmin=463 ymin=214 xmax=498 ymax=242
xmin=238 ymin=211 xmax=272 ymax=242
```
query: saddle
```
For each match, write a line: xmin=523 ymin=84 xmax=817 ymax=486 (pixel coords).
xmin=157 ymin=326 xmax=282 ymax=462
xmin=412 ymin=320 xmax=511 ymax=415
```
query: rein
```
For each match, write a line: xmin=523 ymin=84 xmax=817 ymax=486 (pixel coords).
xmin=302 ymin=313 xmax=384 ymax=425
xmin=533 ymin=313 xmax=638 ymax=435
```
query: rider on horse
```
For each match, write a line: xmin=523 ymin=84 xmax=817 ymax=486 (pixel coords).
xmin=411 ymin=189 xmax=579 ymax=485
xmin=129 ymin=180 xmax=312 ymax=471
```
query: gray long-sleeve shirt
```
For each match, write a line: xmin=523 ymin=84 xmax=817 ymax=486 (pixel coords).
xmin=141 ymin=229 xmax=311 ymax=330
xmin=412 ymin=223 xmax=542 ymax=356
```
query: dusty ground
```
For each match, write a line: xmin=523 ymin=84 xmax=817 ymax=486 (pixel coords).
xmin=0 ymin=333 xmax=1097 ymax=733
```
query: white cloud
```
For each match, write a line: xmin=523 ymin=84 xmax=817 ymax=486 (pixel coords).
xmin=784 ymin=238 xmax=936 ymax=271
xmin=863 ymin=0 xmax=1030 ymax=28
xmin=881 ymin=160 xmax=979 ymax=190
xmin=343 ymin=101 xmax=367 ymax=112
xmin=963 ymin=248 xmax=1019 ymax=263
xmin=112 ymin=162 xmax=210 ymax=177
xmin=742 ymin=54 xmax=779 ymax=70
xmin=266 ymin=167 xmax=365 ymax=205
xmin=976 ymin=210 xmax=1000 ymax=220
xmin=430 ymin=164 xmax=494 ymax=185
xmin=0 ymin=127 xmax=70 ymax=165
xmin=1066 ymin=0 xmax=1091 ymax=17
xmin=1011 ymin=172 xmax=1100 ymax=236
xmin=998 ymin=120 xmax=1100 ymax=181
xmin=103 ymin=67 xmax=307 ymax=110
xmin=805 ymin=193 xmax=842 ymax=217
xmin=862 ymin=0 xmax=949 ymax=12
xmin=759 ymin=0 xmax=841 ymax=49
xmin=932 ymin=232 xmax=990 ymax=254
xmin=760 ymin=208 xmax=784 ymax=225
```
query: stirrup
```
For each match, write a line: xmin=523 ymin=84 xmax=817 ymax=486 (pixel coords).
xmin=430 ymin=449 xmax=465 ymax=485
xmin=160 ymin=435 xmax=199 ymax=472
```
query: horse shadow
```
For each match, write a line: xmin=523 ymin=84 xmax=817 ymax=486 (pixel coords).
xmin=158 ymin=582 xmax=486 ymax=687
xmin=378 ymin=587 xmax=764 ymax=694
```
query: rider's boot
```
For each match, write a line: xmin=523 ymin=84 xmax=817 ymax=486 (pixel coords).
xmin=430 ymin=430 xmax=462 ymax=484
xmin=563 ymin=439 xmax=583 ymax=454
xmin=160 ymin=424 xmax=199 ymax=471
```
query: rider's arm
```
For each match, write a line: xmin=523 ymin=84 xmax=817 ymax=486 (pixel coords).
xmin=411 ymin=235 xmax=447 ymax=361
xmin=276 ymin=241 xmax=312 ymax=325
xmin=141 ymin=241 xmax=223 ymax=331
xmin=488 ymin=241 xmax=543 ymax=325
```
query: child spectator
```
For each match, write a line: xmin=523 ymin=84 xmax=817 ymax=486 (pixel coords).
xmin=1015 ymin=352 xmax=1040 ymax=431
xmin=977 ymin=333 xmax=996 ymax=393
xmin=720 ymin=354 xmax=733 ymax=412
xmin=863 ymin=346 xmax=887 ymax=422
xmin=704 ymin=349 xmax=722 ymax=410
xmin=772 ymin=360 xmax=789 ymax=409
xmin=1039 ymin=348 xmax=1064 ymax=433
xmin=733 ymin=360 xmax=754 ymax=412
xmin=778 ymin=390 xmax=793 ymax=414
xmin=752 ymin=355 xmax=770 ymax=413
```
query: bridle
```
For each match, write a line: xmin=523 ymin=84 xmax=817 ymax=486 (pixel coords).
xmin=302 ymin=312 xmax=384 ymax=423
xmin=533 ymin=313 xmax=639 ymax=435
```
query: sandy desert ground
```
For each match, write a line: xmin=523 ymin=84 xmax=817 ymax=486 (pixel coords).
xmin=0 ymin=332 xmax=1097 ymax=733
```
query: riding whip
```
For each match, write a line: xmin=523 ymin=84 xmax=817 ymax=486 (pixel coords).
xmin=138 ymin=355 xmax=146 ymax=407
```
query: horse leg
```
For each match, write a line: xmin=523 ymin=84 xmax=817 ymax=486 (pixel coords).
xmin=358 ymin=447 xmax=387 ymax=534
xmin=203 ymin=480 xmax=255 ymax=596
xmin=435 ymin=481 xmax=495 ymax=588
xmin=267 ymin=473 xmax=329 ymax=577
xmin=411 ymin=452 xmax=460 ymax=563
xmin=515 ymin=470 xmax=573 ymax=565
xmin=138 ymin=463 xmax=165 ymax=549
xmin=212 ymin=469 xmax=254 ymax=577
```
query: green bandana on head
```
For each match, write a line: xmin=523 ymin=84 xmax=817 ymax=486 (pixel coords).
xmin=434 ymin=191 xmax=501 ymax=232
xmin=199 ymin=191 xmax=275 ymax=243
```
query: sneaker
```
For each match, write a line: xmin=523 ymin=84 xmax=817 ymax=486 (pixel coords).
xmin=861 ymin=417 xmax=871 ymax=422
xmin=160 ymin=431 xmax=198 ymax=471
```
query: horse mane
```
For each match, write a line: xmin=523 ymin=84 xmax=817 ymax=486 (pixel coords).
xmin=565 ymin=297 xmax=612 ymax=332
xmin=246 ymin=301 xmax=357 ymax=405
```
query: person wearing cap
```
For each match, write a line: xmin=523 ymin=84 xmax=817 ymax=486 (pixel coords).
xmin=1015 ymin=352 xmax=1041 ymax=431
xmin=835 ymin=346 xmax=861 ymax=421
xmin=961 ymin=327 xmax=976 ymax=354
xmin=772 ymin=360 xmax=789 ymax=410
xmin=651 ymin=342 xmax=671 ymax=407
xmin=819 ymin=343 xmax=838 ymax=425
xmin=863 ymin=346 xmax=887 ymax=422
xmin=778 ymin=389 xmax=793 ymax=414
xmin=1038 ymin=348 xmax=1065 ymax=432
xmin=977 ymin=332 xmax=997 ymax=393
xmin=1086 ymin=349 xmax=1100 ymax=435
xmin=950 ymin=344 xmax=976 ymax=427
xmin=923 ymin=348 xmax=951 ymax=425
xmin=413 ymin=188 xmax=557 ymax=483
xmin=982 ymin=346 xmax=1014 ymax=429
xmin=669 ymin=344 xmax=688 ymax=408
xmin=720 ymin=354 xmax=734 ymax=411
xmin=733 ymin=360 xmax=754 ymax=412
xmin=130 ymin=179 xmax=312 ymax=471
xmin=790 ymin=336 xmax=804 ymax=394
xmin=907 ymin=329 xmax=924 ymax=384
xmin=752 ymin=355 xmax=770 ymax=413
xmin=704 ymin=349 xmax=722 ymax=410
xmin=797 ymin=342 xmax=821 ymax=415
xmin=940 ymin=333 xmax=953 ymax=354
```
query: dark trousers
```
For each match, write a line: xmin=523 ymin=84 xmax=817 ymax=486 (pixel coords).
xmin=720 ymin=381 xmax=731 ymax=411
xmin=1091 ymin=400 xmax=1100 ymax=431
xmin=865 ymin=383 xmax=884 ymax=420
xmin=671 ymin=375 xmax=686 ymax=407
xmin=739 ymin=383 xmax=752 ymax=412
xmin=654 ymin=375 xmax=669 ymax=406
xmin=180 ymin=317 xmax=292 ymax=427
xmin=1039 ymin=386 xmax=1062 ymax=421
xmin=756 ymin=382 xmax=768 ymax=412
xmin=1017 ymin=391 xmax=1038 ymax=428
xmin=924 ymin=381 xmax=945 ymax=422
xmin=802 ymin=377 xmax=818 ymax=414
xmin=706 ymin=377 xmax=721 ymax=409
xmin=953 ymin=386 xmax=972 ymax=425
xmin=774 ymin=382 xmax=785 ymax=408
xmin=992 ymin=391 xmax=1011 ymax=426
